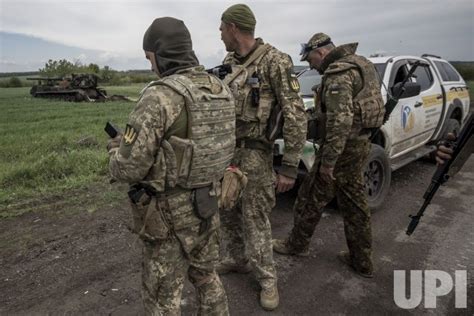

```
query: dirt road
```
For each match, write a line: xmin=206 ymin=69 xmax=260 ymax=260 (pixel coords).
xmin=1 ymin=156 xmax=472 ymax=315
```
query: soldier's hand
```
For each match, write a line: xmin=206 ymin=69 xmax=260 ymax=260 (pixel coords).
xmin=319 ymin=164 xmax=335 ymax=183
xmin=275 ymin=174 xmax=296 ymax=193
xmin=436 ymin=133 xmax=456 ymax=165
xmin=107 ymin=135 xmax=122 ymax=152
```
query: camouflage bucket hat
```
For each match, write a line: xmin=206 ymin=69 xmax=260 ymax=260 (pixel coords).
xmin=300 ymin=32 xmax=332 ymax=61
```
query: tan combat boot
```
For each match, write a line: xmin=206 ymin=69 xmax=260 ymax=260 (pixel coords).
xmin=272 ymin=238 xmax=309 ymax=256
xmin=260 ymin=285 xmax=279 ymax=311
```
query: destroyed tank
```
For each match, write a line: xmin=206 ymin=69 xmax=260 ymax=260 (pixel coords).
xmin=27 ymin=74 xmax=108 ymax=102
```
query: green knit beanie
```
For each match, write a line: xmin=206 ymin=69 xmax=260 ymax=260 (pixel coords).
xmin=221 ymin=4 xmax=256 ymax=32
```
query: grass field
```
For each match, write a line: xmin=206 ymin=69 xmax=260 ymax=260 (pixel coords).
xmin=468 ymin=81 xmax=474 ymax=101
xmin=0 ymin=81 xmax=473 ymax=217
xmin=0 ymin=84 xmax=145 ymax=216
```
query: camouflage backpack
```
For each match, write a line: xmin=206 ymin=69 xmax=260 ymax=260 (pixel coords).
xmin=325 ymin=55 xmax=385 ymax=129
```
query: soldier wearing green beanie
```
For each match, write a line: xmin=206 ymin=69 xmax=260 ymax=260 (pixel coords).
xmin=217 ymin=3 xmax=307 ymax=312
xmin=221 ymin=3 xmax=256 ymax=33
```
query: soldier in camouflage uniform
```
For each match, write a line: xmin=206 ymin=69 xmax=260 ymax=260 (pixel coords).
xmin=217 ymin=4 xmax=307 ymax=310
xmin=273 ymin=33 xmax=385 ymax=279
xmin=107 ymin=17 xmax=234 ymax=315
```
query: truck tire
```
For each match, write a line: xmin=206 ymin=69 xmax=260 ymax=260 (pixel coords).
xmin=442 ymin=118 xmax=461 ymax=139
xmin=364 ymin=144 xmax=391 ymax=211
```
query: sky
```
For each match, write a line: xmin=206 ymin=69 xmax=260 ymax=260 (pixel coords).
xmin=0 ymin=0 xmax=473 ymax=73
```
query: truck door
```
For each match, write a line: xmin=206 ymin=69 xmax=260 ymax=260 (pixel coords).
xmin=431 ymin=59 xmax=470 ymax=131
xmin=410 ymin=62 xmax=443 ymax=143
xmin=388 ymin=59 xmax=423 ymax=158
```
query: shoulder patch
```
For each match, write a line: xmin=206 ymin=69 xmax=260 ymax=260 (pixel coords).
xmin=288 ymin=70 xmax=300 ymax=92
xmin=123 ymin=124 xmax=139 ymax=146
xmin=325 ymin=62 xmax=357 ymax=75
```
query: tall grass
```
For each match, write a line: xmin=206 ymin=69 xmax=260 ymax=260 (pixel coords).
xmin=0 ymin=84 xmax=144 ymax=210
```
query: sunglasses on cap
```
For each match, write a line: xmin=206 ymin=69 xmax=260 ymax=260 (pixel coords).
xmin=299 ymin=39 xmax=332 ymax=56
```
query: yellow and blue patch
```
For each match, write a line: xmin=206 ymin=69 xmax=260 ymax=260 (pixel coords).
xmin=402 ymin=105 xmax=415 ymax=132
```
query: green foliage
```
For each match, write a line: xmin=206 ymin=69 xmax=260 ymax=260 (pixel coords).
xmin=0 ymin=76 xmax=23 ymax=88
xmin=452 ymin=62 xmax=474 ymax=81
xmin=0 ymin=85 xmax=143 ymax=212
xmin=39 ymin=59 xmax=102 ymax=78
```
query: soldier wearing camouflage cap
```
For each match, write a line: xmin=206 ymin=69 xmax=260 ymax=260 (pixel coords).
xmin=107 ymin=17 xmax=234 ymax=315
xmin=217 ymin=3 xmax=307 ymax=311
xmin=273 ymin=32 xmax=385 ymax=279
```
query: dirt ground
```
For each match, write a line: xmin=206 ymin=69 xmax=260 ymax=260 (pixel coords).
xmin=1 ymin=107 xmax=473 ymax=315
xmin=0 ymin=183 xmax=145 ymax=315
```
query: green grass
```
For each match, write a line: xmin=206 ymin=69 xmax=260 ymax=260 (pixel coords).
xmin=0 ymin=84 xmax=145 ymax=214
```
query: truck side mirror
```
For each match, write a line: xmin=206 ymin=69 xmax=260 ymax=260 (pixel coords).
xmin=391 ymin=82 xmax=421 ymax=99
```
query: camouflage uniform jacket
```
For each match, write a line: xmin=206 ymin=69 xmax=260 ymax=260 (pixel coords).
xmin=223 ymin=38 xmax=306 ymax=178
xmin=316 ymin=43 xmax=371 ymax=168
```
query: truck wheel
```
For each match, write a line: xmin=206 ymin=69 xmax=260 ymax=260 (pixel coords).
xmin=442 ymin=118 xmax=460 ymax=139
xmin=364 ymin=144 xmax=391 ymax=211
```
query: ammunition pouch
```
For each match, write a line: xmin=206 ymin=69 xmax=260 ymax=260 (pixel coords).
xmin=193 ymin=186 xmax=219 ymax=220
xmin=168 ymin=135 xmax=194 ymax=187
xmin=128 ymin=186 xmax=170 ymax=241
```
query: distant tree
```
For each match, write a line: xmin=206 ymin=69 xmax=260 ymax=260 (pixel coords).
xmin=39 ymin=59 xmax=77 ymax=77
xmin=87 ymin=63 xmax=100 ymax=74
xmin=8 ymin=77 xmax=22 ymax=87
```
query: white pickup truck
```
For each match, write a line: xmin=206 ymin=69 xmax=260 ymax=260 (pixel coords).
xmin=275 ymin=54 xmax=471 ymax=209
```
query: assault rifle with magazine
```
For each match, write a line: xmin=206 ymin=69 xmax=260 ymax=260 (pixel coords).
xmin=406 ymin=113 xmax=473 ymax=236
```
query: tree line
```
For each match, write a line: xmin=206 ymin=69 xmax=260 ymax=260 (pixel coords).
xmin=1 ymin=58 xmax=473 ymax=88
xmin=0 ymin=59 xmax=156 ymax=88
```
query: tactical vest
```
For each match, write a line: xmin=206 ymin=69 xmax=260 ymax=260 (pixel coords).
xmin=324 ymin=54 xmax=385 ymax=129
xmin=153 ymin=73 xmax=236 ymax=190
xmin=223 ymin=44 xmax=273 ymax=134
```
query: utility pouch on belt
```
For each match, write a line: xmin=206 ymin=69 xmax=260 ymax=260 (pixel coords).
xmin=139 ymin=196 xmax=170 ymax=241
xmin=128 ymin=188 xmax=151 ymax=234
xmin=193 ymin=186 xmax=219 ymax=220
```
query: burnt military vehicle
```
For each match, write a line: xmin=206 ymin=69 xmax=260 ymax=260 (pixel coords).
xmin=27 ymin=74 xmax=107 ymax=102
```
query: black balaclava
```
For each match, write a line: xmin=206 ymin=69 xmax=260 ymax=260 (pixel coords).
xmin=143 ymin=17 xmax=199 ymax=76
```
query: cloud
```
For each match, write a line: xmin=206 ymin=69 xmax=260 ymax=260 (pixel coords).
xmin=1 ymin=0 xmax=473 ymax=72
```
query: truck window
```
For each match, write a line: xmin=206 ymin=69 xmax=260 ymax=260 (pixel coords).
xmin=373 ymin=63 xmax=387 ymax=82
xmin=392 ymin=65 xmax=409 ymax=86
xmin=412 ymin=66 xmax=434 ymax=91
xmin=434 ymin=61 xmax=461 ymax=82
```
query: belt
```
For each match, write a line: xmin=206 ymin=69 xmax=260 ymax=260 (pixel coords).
xmin=236 ymin=139 xmax=273 ymax=152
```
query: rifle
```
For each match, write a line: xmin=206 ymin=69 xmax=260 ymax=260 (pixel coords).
xmin=206 ymin=64 xmax=232 ymax=80
xmin=406 ymin=113 xmax=474 ymax=235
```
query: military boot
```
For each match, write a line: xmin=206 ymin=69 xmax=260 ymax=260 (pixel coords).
xmin=272 ymin=238 xmax=309 ymax=256
xmin=216 ymin=259 xmax=252 ymax=275
xmin=337 ymin=251 xmax=373 ymax=278
xmin=260 ymin=284 xmax=279 ymax=311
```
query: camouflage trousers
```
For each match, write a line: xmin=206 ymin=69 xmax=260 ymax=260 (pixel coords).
xmin=141 ymin=191 xmax=229 ymax=316
xmin=288 ymin=137 xmax=373 ymax=272
xmin=220 ymin=148 xmax=277 ymax=290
